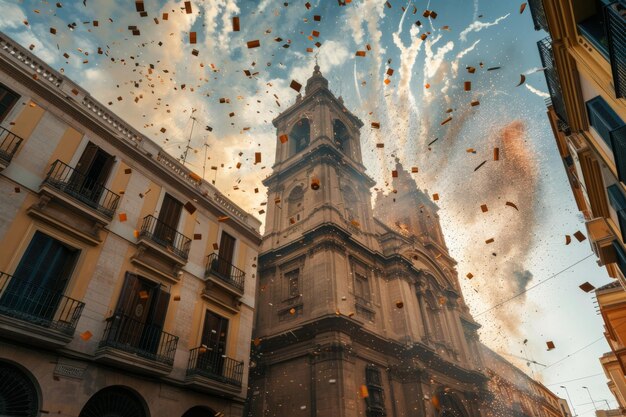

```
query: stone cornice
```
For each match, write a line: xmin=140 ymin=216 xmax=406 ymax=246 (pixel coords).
xmin=263 ymin=141 xmax=375 ymax=188
xmin=254 ymin=314 xmax=488 ymax=385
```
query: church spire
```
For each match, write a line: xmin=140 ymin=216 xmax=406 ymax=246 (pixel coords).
xmin=305 ymin=61 xmax=328 ymax=94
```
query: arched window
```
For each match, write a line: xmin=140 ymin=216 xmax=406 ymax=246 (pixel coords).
xmin=333 ymin=119 xmax=351 ymax=156
xmin=437 ymin=391 xmax=469 ymax=417
xmin=182 ymin=406 xmax=219 ymax=417
xmin=287 ymin=186 xmax=304 ymax=223
xmin=343 ymin=187 xmax=358 ymax=222
xmin=79 ymin=386 xmax=148 ymax=417
xmin=0 ymin=361 xmax=40 ymax=417
xmin=289 ymin=119 xmax=310 ymax=157
xmin=425 ymin=291 xmax=445 ymax=341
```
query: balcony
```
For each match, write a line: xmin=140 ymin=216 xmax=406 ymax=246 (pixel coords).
xmin=0 ymin=271 xmax=84 ymax=348
xmin=538 ymin=37 xmax=569 ymax=125
xmin=95 ymin=313 xmax=178 ymax=376
xmin=131 ymin=215 xmax=191 ymax=282
xmin=528 ymin=0 xmax=549 ymax=32
xmin=43 ymin=160 xmax=120 ymax=219
xmin=185 ymin=347 xmax=243 ymax=394
xmin=0 ymin=126 xmax=23 ymax=170
xmin=205 ymin=253 xmax=245 ymax=294
xmin=586 ymin=217 xmax=618 ymax=265
xmin=28 ymin=160 xmax=121 ymax=245
xmin=138 ymin=215 xmax=191 ymax=260
xmin=606 ymin=1 xmax=626 ymax=98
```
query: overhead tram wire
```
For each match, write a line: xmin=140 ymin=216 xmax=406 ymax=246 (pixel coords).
xmin=539 ymin=313 xmax=626 ymax=372
xmin=474 ymin=254 xmax=594 ymax=317
xmin=545 ymin=373 xmax=604 ymax=386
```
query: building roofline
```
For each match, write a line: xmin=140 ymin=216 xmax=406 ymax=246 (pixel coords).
xmin=0 ymin=30 xmax=261 ymax=241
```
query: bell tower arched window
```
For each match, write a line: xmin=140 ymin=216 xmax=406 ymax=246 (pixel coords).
xmin=287 ymin=186 xmax=304 ymax=224
xmin=333 ymin=119 xmax=351 ymax=156
xmin=289 ymin=119 xmax=310 ymax=157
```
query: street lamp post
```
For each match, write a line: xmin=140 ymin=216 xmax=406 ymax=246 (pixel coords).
xmin=582 ymin=386 xmax=598 ymax=411
xmin=560 ymin=386 xmax=577 ymax=417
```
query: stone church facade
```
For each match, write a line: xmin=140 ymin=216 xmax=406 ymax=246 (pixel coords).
xmin=246 ymin=66 xmax=490 ymax=417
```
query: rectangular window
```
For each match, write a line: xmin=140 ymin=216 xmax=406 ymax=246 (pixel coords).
xmin=199 ymin=310 xmax=229 ymax=375
xmin=0 ymin=231 xmax=78 ymax=322
xmin=586 ymin=96 xmax=625 ymax=147
xmin=285 ymin=269 xmax=299 ymax=298
xmin=70 ymin=142 xmax=115 ymax=205
xmin=154 ymin=193 xmax=183 ymax=245
xmin=365 ymin=365 xmax=385 ymax=417
xmin=0 ymin=83 xmax=19 ymax=122
xmin=112 ymin=273 xmax=170 ymax=354
xmin=216 ymin=231 xmax=237 ymax=277
xmin=352 ymin=261 xmax=370 ymax=302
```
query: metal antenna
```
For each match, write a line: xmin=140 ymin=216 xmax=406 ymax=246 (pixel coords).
xmin=181 ymin=111 xmax=197 ymax=166
xmin=202 ymin=142 xmax=210 ymax=180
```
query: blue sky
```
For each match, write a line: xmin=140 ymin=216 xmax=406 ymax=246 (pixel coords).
xmin=1 ymin=0 xmax=617 ymax=410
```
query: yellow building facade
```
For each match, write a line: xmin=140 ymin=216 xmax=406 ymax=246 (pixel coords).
xmin=528 ymin=0 xmax=626 ymax=409
xmin=480 ymin=346 xmax=569 ymax=417
xmin=0 ymin=31 xmax=261 ymax=417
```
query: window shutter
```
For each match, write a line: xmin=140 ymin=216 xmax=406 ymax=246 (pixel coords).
xmin=606 ymin=2 xmax=626 ymax=98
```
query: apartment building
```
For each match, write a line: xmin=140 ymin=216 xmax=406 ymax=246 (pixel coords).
xmin=0 ymin=30 xmax=261 ymax=417
xmin=527 ymin=0 xmax=626 ymax=409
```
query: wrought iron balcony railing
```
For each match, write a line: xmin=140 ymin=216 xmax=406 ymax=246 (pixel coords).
xmin=0 ymin=126 xmax=23 ymax=166
xmin=606 ymin=1 xmax=626 ymax=98
xmin=205 ymin=253 xmax=245 ymax=291
xmin=43 ymin=160 xmax=120 ymax=218
xmin=139 ymin=215 xmax=192 ymax=260
xmin=99 ymin=313 xmax=179 ymax=366
xmin=537 ymin=36 xmax=569 ymax=125
xmin=528 ymin=0 xmax=549 ymax=32
xmin=0 ymin=271 xmax=84 ymax=334
xmin=186 ymin=346 xmax=244 ymax=387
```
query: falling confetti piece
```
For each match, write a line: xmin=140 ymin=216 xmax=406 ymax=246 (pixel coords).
xmin=466 ymin=273 xmax=474 ymax=279
xmin=118 ymin=213 xmax=127 ymax=222
xmin=505 ymin=201 xmax=518 ymax=210
xmin=371 ymin=122 xmax=380 ymax=129
xmin=360 ymin=385 xmax=369 ymax=398
xmin=579 ymin=282 xmax=595 ymax=292
xmin=311 ymin=177 xmax=320 ymax=190
xmin=232 ymin=16 xmax=240 ymax=31
xmin=485 ymin=238 xmax=495 ymax=244
xmin=184 ymin=1 xmax=192 ymax=13
xmin=565 ymin=235 xmax=571 ymax=245
xmin=218 ymin=216 xmax=230 ymax=222
xmin=432 ymin=193 xmax=439 ymax=201
xmin=184 ymin=201 xmax=197 ymax=214
xmin=516 ymin=74 xmax=526 ymax=87
xmin=247 ymin=40 xmax=261 ymax=48
xmin=279 ymin=134 xmax=288 ymax=144
xmin=139 ymin=290 xmax=149 ymax=299
xmin=80 ymin=330 xmax=92 ymax=341
xmin=194 ymin=234 xmax=202 ymax=240
xmin=546 ymin=341 xmax=555 ymax=350
xmin=395 ymin=300 xmax=404 ymax=308
xmin=290 ymin=80 xmax=302 ymax=92
xmin=519 ymin=2 xmax=527 ymax=14
xmin=474 ymin=160 xmax=487 ymax=171
xmin=481 ymin=204 xmax=488 ymax=212
xmin=493 ymin=147 xmax=500 ymax=161
xmin=255 ymin=152 xmax=261 ymax=163
xmin=573 ymin=231 xmax=586 ymax=242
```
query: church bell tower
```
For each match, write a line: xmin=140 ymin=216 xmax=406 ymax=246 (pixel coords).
xmin=248 ymin=66 xmax=489 ymax=417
